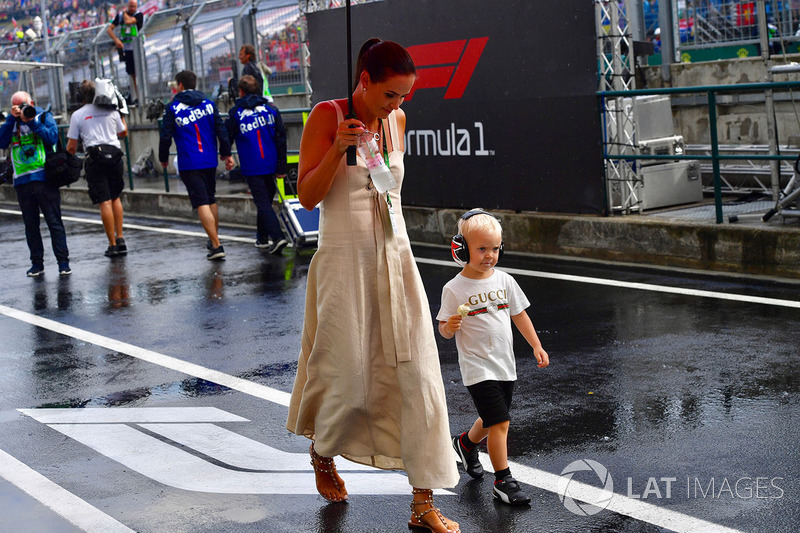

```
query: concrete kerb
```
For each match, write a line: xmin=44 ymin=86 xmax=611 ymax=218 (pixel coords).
xmin=404 ymin=207 xmax=800 ymax=279
xmin=2 ymin=184 xmax=799 ymax=279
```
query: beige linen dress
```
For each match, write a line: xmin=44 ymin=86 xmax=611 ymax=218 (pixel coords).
xmin=286 ymin=100 xmax=459 ymax=489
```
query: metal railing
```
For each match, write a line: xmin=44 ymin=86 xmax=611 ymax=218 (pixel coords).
xmin=599 ymin=79 xmax=800 ymax=223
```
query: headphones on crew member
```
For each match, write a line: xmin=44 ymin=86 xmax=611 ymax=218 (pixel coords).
xmin=451 ymin=209 xmax=504 ymax=267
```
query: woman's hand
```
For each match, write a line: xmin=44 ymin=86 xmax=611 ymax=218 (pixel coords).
xmin=333 ymin=118 xmax=365 ymax=154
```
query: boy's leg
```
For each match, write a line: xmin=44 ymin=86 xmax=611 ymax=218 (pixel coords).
xmin=489 ymin=419 xmax=530 ymax=505
xmin=467 ymin=417 xmax=489 ymax=445
xmin=453 ymin=420 xmax=485 ymax=479
xmin=486 ymin=420 xmax=509 ymax=472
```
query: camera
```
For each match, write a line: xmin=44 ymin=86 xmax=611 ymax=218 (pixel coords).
xmin=20 ymin=104 xmax=36 ymax=120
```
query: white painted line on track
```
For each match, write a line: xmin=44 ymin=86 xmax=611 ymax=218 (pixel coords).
xmin=498 ymin=460 xmax=743 ymax=533
xmin=0 ymin=304 xmax=291 ymax=407
xmin=0 ymin=448 xmax=135 ymax=533
xmin=1 ymin=303 xmax=743 ymax=532
xmin=2 ymin=207 xmax=795 ymax=308
xmin=0 ymin=208 xmax=256 ymax=244
xmin=416 ymin=257 xmax=800 ymax=309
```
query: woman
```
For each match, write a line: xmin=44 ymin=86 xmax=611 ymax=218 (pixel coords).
xmin=286 ymin=39 xmax=460 ymax=533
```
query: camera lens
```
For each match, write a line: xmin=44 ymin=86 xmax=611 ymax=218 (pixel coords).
xmin=21 ymin=105 xmax=36 ymax=119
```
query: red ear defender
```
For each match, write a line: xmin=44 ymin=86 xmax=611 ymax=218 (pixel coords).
xmin=450 ymin=209 xmax=504 ymax=267
xmin=451 ymin=233 xmax=469 ymax=267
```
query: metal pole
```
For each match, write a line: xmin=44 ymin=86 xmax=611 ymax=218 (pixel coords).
xmin=708 ymin=90 xmax=723 ymax=224
xmin=658 ymin=0 xmax=673 ymax=83
xmin=158 ymin=117 xmax=170 ymax=192
xmin=124 ymin=135 xmax=134 ymax=191
xmin=758 ymin=0 xmax=781 ymax=202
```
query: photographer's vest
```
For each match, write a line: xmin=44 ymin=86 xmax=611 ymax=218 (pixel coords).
xmin=258 ymin=63 xmax=273 ymax=101
xmin=119 ymin=14 xmax=139 ymax=51
xmin=10 ymin=121 xmax=47 ymax=184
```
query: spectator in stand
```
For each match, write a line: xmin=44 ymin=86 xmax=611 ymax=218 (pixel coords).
xmin=107 ymin=0 xmax=143 ymax=105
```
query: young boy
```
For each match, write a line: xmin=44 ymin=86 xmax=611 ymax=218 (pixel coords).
xmin=437 ymin=209 xmax=550 ymax=506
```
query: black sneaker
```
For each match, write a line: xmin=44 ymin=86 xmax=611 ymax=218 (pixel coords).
xmin=116 ymin=238 xmax=127 ymax=255
xmin=206 ymin=245 xmax=225 ymax=260
xmin=105 ymin=245 xmax=119 ymax=257
xmin=58 ymin=262 xmax=72 ymax=276
xmin=254 ymin=239 xmax=270 ymax=249
xmin=268 ymin=238 xmax=289 ymax=255
xmin=493 ymin=475 xmax=530 ymax=505
xmin=206 ymin=239 xmax=213 ymax=251
xmin=453 ymin=434 xmax=484 ymax=479
xmin=27 ymin=265 xmax=44 ymax=277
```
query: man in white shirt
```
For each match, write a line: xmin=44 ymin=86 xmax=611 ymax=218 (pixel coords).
xmin=67 ymin=80 xmax=129 ymax=257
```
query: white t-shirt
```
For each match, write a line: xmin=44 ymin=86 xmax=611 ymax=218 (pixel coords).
xmin=437 ymin=269 xmax=530 ymax=386
xmin=67 ymin=104 xmax=125 ymax=149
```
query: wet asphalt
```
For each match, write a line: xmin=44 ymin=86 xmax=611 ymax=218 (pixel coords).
xmin=0 ymin=205 xmax=799 ymax=533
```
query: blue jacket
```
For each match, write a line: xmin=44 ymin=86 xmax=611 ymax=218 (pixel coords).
xmin=159 ymin=90 xmax=231 ymax=171
xmin=0 ymin=107 xmax=58 ymax=187
xmin=225 ymin=94 xmax=286 ymax=177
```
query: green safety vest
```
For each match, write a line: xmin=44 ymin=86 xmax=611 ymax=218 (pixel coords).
xmin=11 ymin=129 xmax=47 ymax=177
xmin=121 ymin=21 xmax=138 ymax=44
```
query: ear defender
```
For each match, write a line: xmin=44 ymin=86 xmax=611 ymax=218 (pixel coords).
xmin=450 ymin=210 xmax=504 ymax=267
xmin=451 ymin=233 xmax=470 ymax=267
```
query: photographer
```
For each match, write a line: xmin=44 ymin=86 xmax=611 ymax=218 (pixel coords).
xmin=0 ymin=91 xmax=70 ymax=277
xmin=67 ymin=80 xmax=129 ymax=258
xmin=107 ymin=0 xmax=144 ymax=105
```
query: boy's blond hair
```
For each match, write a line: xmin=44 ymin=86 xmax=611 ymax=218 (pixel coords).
xmin=458 ymin=208 xmax=502 ymax=243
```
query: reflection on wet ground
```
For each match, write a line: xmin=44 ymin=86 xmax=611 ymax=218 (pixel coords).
xmin=1 ymin=211 xmax=798 ymax=532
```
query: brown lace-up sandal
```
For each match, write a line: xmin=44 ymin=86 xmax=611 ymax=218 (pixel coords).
xmin=309 ymin=442 xmax=348 ymax=503
xmin=408 ymin=488 xmax=460 ymax=532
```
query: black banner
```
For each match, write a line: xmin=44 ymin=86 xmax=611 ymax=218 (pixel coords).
xmin=307 ymin=0 xmax=603 ymax=214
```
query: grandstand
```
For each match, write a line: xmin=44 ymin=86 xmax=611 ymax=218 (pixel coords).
xmin=0 ymin=0 xmax=307 ymax=110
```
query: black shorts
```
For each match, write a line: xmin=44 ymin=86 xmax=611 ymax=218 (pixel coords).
xmin=84 ymin=150 xmax=124 ymax=204
xmin=180 ymin=167 xmax=217 ymax=209
xmin=123 ymin=49 xmax=135 ymax=75
xmin=466 ymin=380 xmax=515 ymax=428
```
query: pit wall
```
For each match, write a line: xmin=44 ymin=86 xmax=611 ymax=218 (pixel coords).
xmin=643 ymin=54 xmax=800 ymax=145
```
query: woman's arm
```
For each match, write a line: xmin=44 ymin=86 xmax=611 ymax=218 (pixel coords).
xmin=296 ymin=100 xmax=364 ymax=210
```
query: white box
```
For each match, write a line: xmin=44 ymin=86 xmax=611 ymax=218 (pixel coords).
xmin=605 ymin=96 xmax=675 ymax=146
xmin=633 ymin=95 xmax=675 ymax=141
xmin=638 ymin=135 xmax=685 ymax=166
xmin=640 ymin=161 xmax=703 ymax=210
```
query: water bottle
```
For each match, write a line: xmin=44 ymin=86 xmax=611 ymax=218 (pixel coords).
xmin=357 ymin=134 xmax=397 ymax=193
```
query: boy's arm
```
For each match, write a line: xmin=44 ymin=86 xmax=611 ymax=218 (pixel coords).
xmin=511 ymin=310 xmax=549 ymax=368
xmin=438 ymin=316 xmax=462 ymax=339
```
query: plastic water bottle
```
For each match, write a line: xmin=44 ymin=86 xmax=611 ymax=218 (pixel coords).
xmin=358 ymin=135 xmax=397 ymax=193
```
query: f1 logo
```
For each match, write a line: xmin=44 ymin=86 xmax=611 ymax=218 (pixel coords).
xmin=405 ymin=38 xmax=488 ymax=101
